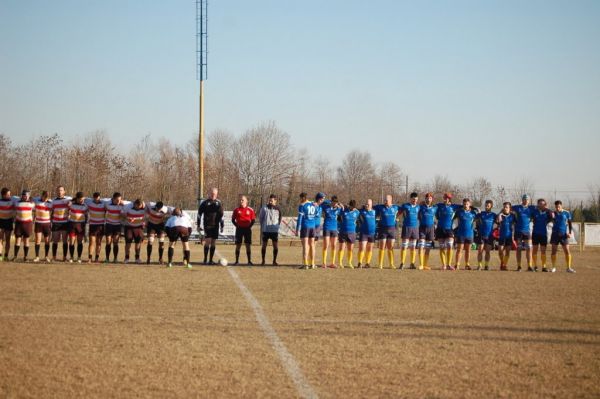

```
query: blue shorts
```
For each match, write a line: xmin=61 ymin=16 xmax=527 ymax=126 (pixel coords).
xmin=475 ymin=235 xmax=494 ymax=246
xmin=498 ymin=237 xmax=513 ymax=247
xmin=419 ymin=226 xmax=435 ymax=241
xmin=300 ymin=227 xmax=316 ymax=239
xmin=550 ymin=232 xmax=569 ymax=246
xmin=435 ymin=227 xmax=454 ymax=240
xmin=515 ymin=231 xmax=532 ymax=241
xmin=377 ymin=227 xmax=397 ymax=241
xmin=456 ymin=235 xmax=474 ymax=244
xmin=401 ymin=226 xmax=419 ymax=240
xmin=322 ymin=229 xmax=338 ymax=238
xmin=338 ymin=232 xmax=356 ymax=244
xmin=532 ymin=233 xmax=548 ymax=246
xmin=359 ymin=232 xmax=375 ymax=243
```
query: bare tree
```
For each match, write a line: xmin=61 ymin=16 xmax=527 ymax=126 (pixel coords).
xmin=337 ymin=150 xmax=376 ymax=203
xmin=512 ymin=177 xmax=536 ymax=201
xmin=466 ymin=177 xmax=493 ymax=207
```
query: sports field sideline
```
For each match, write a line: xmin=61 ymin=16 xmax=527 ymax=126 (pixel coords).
xmin=1 ymin=244 xmax=599 ymax=398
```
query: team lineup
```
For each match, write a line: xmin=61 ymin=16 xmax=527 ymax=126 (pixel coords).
xmin=0 ymin=185 xmax=575 ymax=273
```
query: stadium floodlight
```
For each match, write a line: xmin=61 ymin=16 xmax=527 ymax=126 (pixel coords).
xmin=196 ymin=0 xmax=208 ymax=206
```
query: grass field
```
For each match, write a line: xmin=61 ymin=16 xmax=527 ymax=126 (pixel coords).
xmin=1 ymin=242 xmax=599 ymax=398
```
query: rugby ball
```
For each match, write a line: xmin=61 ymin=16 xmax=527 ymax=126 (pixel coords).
xmin=219 ymin=258 xmax=228 ymax=266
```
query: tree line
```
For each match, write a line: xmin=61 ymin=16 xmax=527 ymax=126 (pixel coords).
xmin=1 ymin=121 xmax=599 ymax=221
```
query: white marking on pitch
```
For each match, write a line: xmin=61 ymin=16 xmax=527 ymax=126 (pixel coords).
xmin=226 ymin=266 xmax=319 ymax=399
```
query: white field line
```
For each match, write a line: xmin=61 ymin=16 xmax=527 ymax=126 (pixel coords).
xmin=226 ymin=266 xmax=318 ymax=399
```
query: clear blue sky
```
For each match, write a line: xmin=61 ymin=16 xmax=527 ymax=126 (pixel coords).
xmin=1 ymin=0 xmax=599 ymax=196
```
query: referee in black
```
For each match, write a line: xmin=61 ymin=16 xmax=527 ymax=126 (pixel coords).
xmin=197 ymin=187 xmax=225 ymax=264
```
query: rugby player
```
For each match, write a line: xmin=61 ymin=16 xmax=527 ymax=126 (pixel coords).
xmin=320 ymin=195 xmax=343 ymax=268
xmin=67 ymin=192 xmax=88 ymax=263
xmin=232 ymin=195 xmax=256 ymax=266
xmin=399 ymin=192 xmax=420 ymax=270
xmin=417 ymin=193 xmax=437 ymax=270
xmin=297 ymin=192 xmax=324 ymax=269
xmin=454 ymin=198 xmax=478 ymax=270
xmin=497 ymin=202 xmax=515 ymax=271
xmin=146 ymin=201 xmax=169 ymax=264
xmin=531 ymin=199 xmax=552 ymax=272
xmin=435 ymin=193 xmax=461 ymax=270
xmin=197 ymin=188 xmax=225 ymax=265
xmin=512 ymin=194 xmax=536 ymax=272
xmin=50 ymin=186 xmax=71 ymax=262
xmin=357 ymin=199 xmax=376 ymax=268
xmin=86 ymin=192 xmax=106 ymax=263
xmin=475 ymin=200 xmax=496 ymax=270
xmin=337 ymin=200 xmax=359 ymax=269
xmin=13 ymin=190 xmax=35 ymax=261
xmin=33 ymin=191 xmax=52 ymax=262
xmin=550 ymin=200 xmax=575 ymax=273
xmin=373 ymin=195 xmax=400 ymax=269
xmin=165 ymin=207 xmax=193 ymax=269
xmin=122 ymin=199 xmax=146 ymax=264
xmin=104 ymin=192 xmax=124 ymax=263
xmin=259 ymin=194 xmax=282 ymax=266
xmin=0 ymin=188 xmax=14 ymax=261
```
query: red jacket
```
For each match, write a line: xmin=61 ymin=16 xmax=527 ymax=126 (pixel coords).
xmin=232 ymin=206 xmax=256 ymax=228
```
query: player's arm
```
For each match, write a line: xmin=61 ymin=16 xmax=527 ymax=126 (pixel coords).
xmin=249 ymin=209 xmax=256 ymax=228
xmin=277 ymin=205 xmax=282 ymax=225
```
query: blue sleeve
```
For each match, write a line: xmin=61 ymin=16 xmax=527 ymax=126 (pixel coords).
xmin=297 ymin=205 xmax=304 ymax=228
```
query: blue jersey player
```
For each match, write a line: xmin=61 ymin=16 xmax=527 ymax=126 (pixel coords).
xmin=550 ymin=200 xmax=575 ymax=273
xmin=296 ymin=192 xmax=325 ymax=269
xmin=454 ymin=198 xmax=479 ymax=270
xmin=320 ymin=196 xmax=343 ymax=268
xmin=497 ymin=202 xmax=515 ymax=271
xmin=357 ymin=199 xmax=377 ymax=268
xmin=418 ymin=193 xmax=437 ymax=270
xmin=337 ymin=200 xmax=360 ymax=268
xmin=531 ymin=198 xmax=553 ymax=271
xmin=475 ymin=200 xmax=497 ymax=270
xmin=435 ymin=193 xmax=462 ymax=270
xmin=399 ymin=192 xmax=421 ymax=269
xmin=373 ymin=195 xmax=400 ymax=269
xmin=512 ymin=194 xmax=536 ymax=271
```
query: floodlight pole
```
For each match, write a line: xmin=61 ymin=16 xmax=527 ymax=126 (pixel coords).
xmin=196 ymin=0 xmax=208 ymax=206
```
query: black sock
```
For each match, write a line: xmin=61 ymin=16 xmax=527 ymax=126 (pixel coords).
xmin=261 ymin=247 xmax=266 ymax=262
xmin=235 ymin=249 xmax=240 ymax=262
xmin=246 ymin=248 xmax=252 ymax=263
xmin=62 ymin=243 xmax=68 ymax=258
xmin=77 ymin=243 xmax=83 ymax=258
xmin=52 ymin=243 xmax=58 ymax=257
xmin=209 ymin=246 xmax=216 ymax=262
xmin=23 ymin=246 xmax=29 ymax=258
xmin=14 ymin=245 xmax=20 ymax=258
xmin=147 ymin=244 xmax=152 ymax=260
xmin=35 ymin=244 xmax=40 ymax=257
xmin=203 ymin=245 xmax=209 ymax=262
xmin=135 ymin=249 xmax=140 ymax=259
xmin=168 ymin=247 xmax=174 ymax=263
xmin=44 ymin=243 xmax=50 ymax=257
xmin=273 ymin=248 xmax=278 ymax=262
xmin=184 ymin=250 xmax=190 ymax=263
xmin=158 ymin=242 xmax=164 ymax=260
xmin=113 ymin=243 xmax=119 ymax=260
xmin=105 ymin=244 xmax=111 ymax=260
xmin=69 ymin=244 xmax=75 ymax=258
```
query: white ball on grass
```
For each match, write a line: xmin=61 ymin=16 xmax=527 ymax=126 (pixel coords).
xmin=219 ymin=258 xmax=228 ymax=266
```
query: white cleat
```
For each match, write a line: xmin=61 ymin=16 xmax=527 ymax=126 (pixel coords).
xmin=550 ymin=267 xmax=556 ymax=273
xmin=566 ymin=268 xmax=576 ymax=273
xmin=33 ymin=257 xmax=40 ymax=263
xmin=45 ymin=257 xmax=51 ymax=263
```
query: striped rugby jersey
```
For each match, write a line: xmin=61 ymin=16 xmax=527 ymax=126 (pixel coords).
xmin=69 ymin=203 xmax=88 ymax=223
xmin=123 ymin=205 xmax=145 ymax=228
xmin=146 ymin=204 xmax=169 ymax=225
xmin=51 ymin=197 xmax=71 ymax=224
xmin=105 ymin=202 xmax=124 ymax=225
xmin=15 ymin=200 xmax=35 ymax=222
xmin=0 ymin=197 xmax=15 ymax=220
xmin=86 ymin=199 xmax=107 ymax=225
xmin=34 ymin=199 xmax=52 ymax=224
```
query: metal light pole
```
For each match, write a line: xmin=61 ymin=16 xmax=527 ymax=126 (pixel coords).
xmin=196 ymin=0 xmax=208 ymax=206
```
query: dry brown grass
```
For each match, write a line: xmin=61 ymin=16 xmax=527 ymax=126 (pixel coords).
xmin=1 ymin=243 xmax=599 ymax=398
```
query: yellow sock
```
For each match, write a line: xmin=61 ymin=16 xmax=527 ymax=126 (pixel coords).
xmin=551 ymin=254 xmax=557 ymax=267
xmin=401 ymin=248 xmax=407 ymax=265
xmin=484 ymin=260 xmax=489 ymax=267
xmin=503 ymin=255 xmax=510 ymax=266
xmin=322 ymin=248 xmax=327 ymax=266
xmin=348 ymin=251 xmax=353 ymax=267
xmin=439 ymin=249 xmax=446 ymax=267
xmin=517 ymin=258 xmax=522 ymax=267
xmin=387 ymin=249 xmax=395 ymax=268
xmin=378 ymin=250 xmax=385 ymax=268
xmin=410 ymin=248 xmax=417 ymax=264
xmin=419 ymin=250 xmax=425 ymax=267
xmin=478 ymin=260 xmax=483 ymax=267
xmin=566 ymin=253 xmax=572 ymax=268
xmin=338 ymin=249 xmax=344 ymax=268
xmin=424 ymin=252 xmax=430 ymax=267
xmin=357 ymin=250 xmax=364 ymax=265
xmin=366 ymin=250 xmax=373 ymax=264
xmin=541 ymin=253 xmax=547 ymax=267
xmin=447 ymin=248 xmax=453 ymax=265
xmin=532 ymin=254 xmax=537 ymax=268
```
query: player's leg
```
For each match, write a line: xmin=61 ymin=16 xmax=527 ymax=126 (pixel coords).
xmin=146 ymin=230 xmax=155 ymax=264
xmin=272 ymin=235 xmax=279 ymax=266
xmin=0 ymin=228 xmax=4 ymax=261
xmin=377 ymin=237 xmax=386 ymax=269
xmin=408 ymin=239 xmax=417 ymax=268
xmin=357 ymin=238 xmax=366 ymax=268
xmin=337 ymin=235 xmax=345 ymax=268
xmin=203 ymin=236 xmax=211 ymax=264
xmin=95 ymin=229 xmax=103 ymax=262
xmin=464 ymin=242 xmax=472 ymax=269
xmin=33 ymin=229 xmax=42 ymax=262
xmin=525 ymin=237 xmax=533 ymax=271
xmin=112 ymin=231 xmax=120 ymax=263
xmin=562 ymin=241 xmax=574 ymax=272
xmin=261 ymin=233 xmax=269 ymax=265
xmin=365 ymin=240 xmax=374 ymax=267
xmin=104 ymin=233 xmax=113 ymax=262
xmin=245 ymin=229 xmax=252 ymax=265
xmin=321 ymin=231 xmax=329 ymax=267
xmin=446 ymin=234 xmax=455 ymax=270
xmin=346 ymin=238 xmax=355 ymax=269
xmin=68 ymin=229 xmax=76 ymax=262
xmin=13 ymin=232 xmax=22 ymax=261
xmin=484 ymin=243 xmax=492 ymax=270
xmin=454 ymin=239 xmax=463 ymax=269
xmin=532 ymin=242 xmax=539 ymax=270
xmin=157 ymin=232 xmax=166 ymax=264
xmin=76 ymin=231 xmax=84 ymax=262
xmin=417 ymin=238 xmax=426 ymax=269
xmin=387 ymin=238 xmax=396 ymax=269
xmin=540 ymin=244 xmax=548 ymax=271
xmin=308 ymin=236 xmax=316 ymax=268
xmin=234 ymin=231 xmax=242 ymax=265
xmin=124 ymin=228 xmax=133 ymax=263
xmin=182 ymin=235 xmax=191 ymax=268
xmin=4 ymin=229 xmax=12 ymax=260
xmin=134 ymin=231 xmax=143 ymax=263
xmin=400 ymin=238 xmax=409 ymax=268
xmin=167 ymin=237 xmax=177 ymax=267
xmin=88 ymin=234 xmax=96 ymax=263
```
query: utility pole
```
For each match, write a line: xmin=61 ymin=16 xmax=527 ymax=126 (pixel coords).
xmin=196 ymin=0 xmax=208 ymax=205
